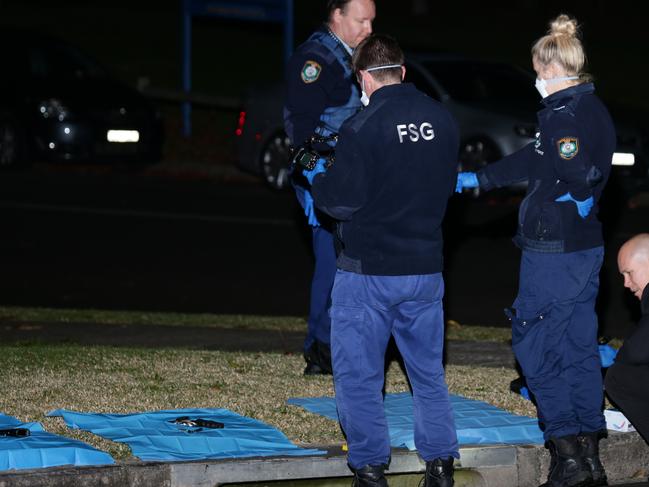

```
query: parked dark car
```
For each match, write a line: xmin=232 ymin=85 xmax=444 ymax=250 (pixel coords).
xmin=0 ymin=30 xmax=164 ymax=168
xmin=235 ymin=53 xmax=648 ymax=195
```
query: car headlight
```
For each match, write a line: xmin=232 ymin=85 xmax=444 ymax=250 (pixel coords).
xmin=38 ymin=99 xmax=69 ymax=121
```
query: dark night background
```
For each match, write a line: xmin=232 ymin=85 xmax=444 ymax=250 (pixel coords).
xmin=0 ymin=0 xmax=647 ymax=336
xmin=0 ymin=0 xmax=646 ymax=110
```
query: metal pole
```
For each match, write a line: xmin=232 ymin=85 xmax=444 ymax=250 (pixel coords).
xmin=182 ymin=0 xmax=192 ymax=137
xmin=284 ymin=0 xmax=294 ymax=64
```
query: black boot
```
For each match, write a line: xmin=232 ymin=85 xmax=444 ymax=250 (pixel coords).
xmin=578 ymin=432 xmax=608 ymax=486
xmin=422 ymin=457 xmax=454 ymax=487
xmin=352 ymin=464 xmax=388 ymax=487
xmin=540 ymin=435 xmax=592 ymax=487
xmin=303 ymin=341 xmax=332 ymax=376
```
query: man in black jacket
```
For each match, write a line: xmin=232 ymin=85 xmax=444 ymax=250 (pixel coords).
xmin=605 ymin=233 xmax=649 ymax=445
xmin=306 ymin=34 xmax=459 ymax=487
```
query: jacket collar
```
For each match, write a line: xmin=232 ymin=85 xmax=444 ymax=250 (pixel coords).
xmin=542 ymin=82 xmax=594 ymax=110
xmin=642 ymin=283 xmax=649 ymax=315
xmin=371 ymin=82 xmax=417 ymax=103
xmin=321 ymin=24 xmax=353 ymax=57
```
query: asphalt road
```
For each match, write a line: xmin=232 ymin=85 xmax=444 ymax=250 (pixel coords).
xmin=0 ymin=163 xmax=645 ymax=337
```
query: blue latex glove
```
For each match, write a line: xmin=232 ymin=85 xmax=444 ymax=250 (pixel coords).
xmin=302 ymin=158 xmax=327 ymax=185
xmin=599 ymin=344 xmax=618 ymax=368
xmin=303 ymin=190 xmax=320 ymax=227
xmin=455 ymin=172 xmax=479 ymax=193
xmin=555 ymin=192 xmax=594 ymax=219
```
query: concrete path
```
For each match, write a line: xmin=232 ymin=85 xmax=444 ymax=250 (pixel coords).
xmin=0 ymin=320 xmax=516 ymax=368
xmin=0 ymin=431 xmax=647 ymax=486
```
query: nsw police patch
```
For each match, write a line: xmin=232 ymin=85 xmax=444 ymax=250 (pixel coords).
xmin=557 ymin=137 xmax=579 ymax=160
xmin=301 ymin=60 xmax=321 ymax=83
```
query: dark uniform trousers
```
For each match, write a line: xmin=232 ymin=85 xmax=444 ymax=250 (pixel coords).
xmin=605 ymin=363 xmax=649 ymax=444
xmin=510 ymin=246 xmax=606 ymax=440
xmin=330 ymin=270 xmax=459 ymax=469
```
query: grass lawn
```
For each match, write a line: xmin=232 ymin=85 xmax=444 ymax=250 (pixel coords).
xmin=1 ymin=306 xmax=619 ymax=461
xmin=0 ymin=343 xmax=533 ymax=460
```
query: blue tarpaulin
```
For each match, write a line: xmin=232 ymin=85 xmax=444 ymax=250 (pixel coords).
xmin=0 ymin=413 xmax=114 ymax=471
xmin=48 ymin=408 xmax=324 ymax=461
xmin=288 ymin=393 xmax=544 ymax=449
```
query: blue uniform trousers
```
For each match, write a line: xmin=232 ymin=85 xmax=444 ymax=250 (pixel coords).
xmin=510 ymin=247 xmax=605 ymax=440
xmin=305 ymin=225 xmax=336 ymax=351
xmin=330 ymin=270 xmax=459 ymax=469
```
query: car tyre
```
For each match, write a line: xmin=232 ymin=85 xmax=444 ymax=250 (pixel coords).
xmin=260 ymin=131 xmax=291 ymax=190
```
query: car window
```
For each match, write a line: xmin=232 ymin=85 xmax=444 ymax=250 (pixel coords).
xmin=28 ymin=43 xmax=106 ymax=80
xmin=404 ymin=63 xmax=441 ymax=101
xmin=421 ymin=60 xmax=538 ymax=108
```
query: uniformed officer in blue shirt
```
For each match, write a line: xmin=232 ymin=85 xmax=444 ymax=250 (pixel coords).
xmin=283 ymin=0 xmax=375 ymax=376
xmin=306 ymin=34 xmax=459 ymax=487
xmin=456 ymin=15 xmax=615 ymax=487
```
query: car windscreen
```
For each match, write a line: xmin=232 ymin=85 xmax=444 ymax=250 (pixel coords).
xmin=28 ymin=43 xmax=107 ymax=80
xmin=422 ymin=60 xmax=538 ymax=109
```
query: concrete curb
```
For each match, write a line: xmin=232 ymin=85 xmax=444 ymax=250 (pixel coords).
xmin=1 ymin=432 xmax=647 ymax=487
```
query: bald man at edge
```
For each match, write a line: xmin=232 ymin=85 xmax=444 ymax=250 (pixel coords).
xmin=605 ymin=233 xmax=649 ymax=445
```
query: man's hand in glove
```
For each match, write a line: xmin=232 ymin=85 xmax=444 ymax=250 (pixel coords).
xmin=303 ymin=158 xmax=327 ymax=185
xmin=303 ymin=190 xmax=320 ymax=227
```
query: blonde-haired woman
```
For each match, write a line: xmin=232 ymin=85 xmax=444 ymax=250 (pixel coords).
xmin=456 ymin=14 xmax=615 ymax=487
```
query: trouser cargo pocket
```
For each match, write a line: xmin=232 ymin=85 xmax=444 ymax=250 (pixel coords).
xmin=506 ymin=307 xmax=550 ymax=377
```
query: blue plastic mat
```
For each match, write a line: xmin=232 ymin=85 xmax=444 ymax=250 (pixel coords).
xmin=47 ymin=408 xmax=325 ymax=461
xmin=288 ymin=393 xmax=543 ymax=449
xmin=0 ymin=413 xmax=114 ymax=471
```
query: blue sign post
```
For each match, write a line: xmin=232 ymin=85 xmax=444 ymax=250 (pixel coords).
xmin=181 ymin=0 xmax=294 ymax=136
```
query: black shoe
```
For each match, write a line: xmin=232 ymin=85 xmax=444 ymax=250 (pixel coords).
xmin=422 ymin=457 xmax=454 ymax=487
xmin=578 ymin=432 xmax=608 ymax=486
xmin=540 ymin=435 xmax=592 ymax=487
xmin=352 ymin=464 xmax=388 ymax=487
xmin=303 ymin=361 xmax=331 ymax=376
xmin=303 ymin=340 xmax=333 ymax=375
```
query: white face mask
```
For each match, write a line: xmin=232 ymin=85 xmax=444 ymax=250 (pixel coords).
xmin=360 ymin=79 xmax=369 ymax=106
xmin=358 ymin=64 xmax=403 ymax=106
xmin=534 ymin=76 xmax=579 ymax=99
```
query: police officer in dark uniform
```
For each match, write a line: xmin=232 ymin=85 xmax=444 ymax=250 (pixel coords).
xmin=283 ymin=0 xmax=375 ymax=376
xmin=456 ymin=15 xmax=615 ymax=487
xmin=306 ymin=34 xmax=459 ymax=487
xmin=606 ymin=234 xmax=649 ymax=447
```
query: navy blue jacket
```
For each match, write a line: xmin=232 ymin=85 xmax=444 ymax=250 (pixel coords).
xmin=478 ymin=83 xmax=615 ymax=253
xmin=283 ymin=26 xmax=361 ymax=147
xmin=616 ymin=284 xmax=649 ymax=366
xmin=312 ymin=83 xmax=459 ymax=275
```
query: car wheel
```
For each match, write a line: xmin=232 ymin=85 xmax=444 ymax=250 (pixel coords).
xmin=260 ymin=131 xmax=291 ymax=190
xmin=458 ymin=137 xmax=499 ymax=196
xmin=0 ymin=121 xmax=22 ymax=168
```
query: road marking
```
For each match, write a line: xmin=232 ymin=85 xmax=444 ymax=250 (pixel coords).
xmin=0 ymin=201 xmax=295 ymax=226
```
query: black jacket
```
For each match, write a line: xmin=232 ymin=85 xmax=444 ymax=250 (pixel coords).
xmin=478 ymin=83 xmax=615 ymax=253
xmin=312 ymin=83 xmax=459 ymax=275
xmin=616 ymin=284 xmax=649 ymax=366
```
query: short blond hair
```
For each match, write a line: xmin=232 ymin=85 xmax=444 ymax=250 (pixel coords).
xmin=532 ymin=14 xmax=590 ymax=81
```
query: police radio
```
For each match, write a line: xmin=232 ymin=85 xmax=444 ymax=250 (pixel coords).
xmin=289 ymin=134 xmax=338 ymax=170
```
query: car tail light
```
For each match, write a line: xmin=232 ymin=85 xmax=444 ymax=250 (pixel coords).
xmin=235 ymin=111 xmax=246 ymax=136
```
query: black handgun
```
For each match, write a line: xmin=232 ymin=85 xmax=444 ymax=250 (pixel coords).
xmin=290 ymin=134 xmax=338 ymax=170
xmin=0 ymin=428 xmax=30 ymax=438
xmin=170 ymin=417 xmax=224 ymax=429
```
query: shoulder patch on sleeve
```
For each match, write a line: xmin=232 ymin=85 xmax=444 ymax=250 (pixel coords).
xmin=557 ymin=137 xmax=579 ymax=160
xmin=301 ymin=60 xmax=322 ymax=83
